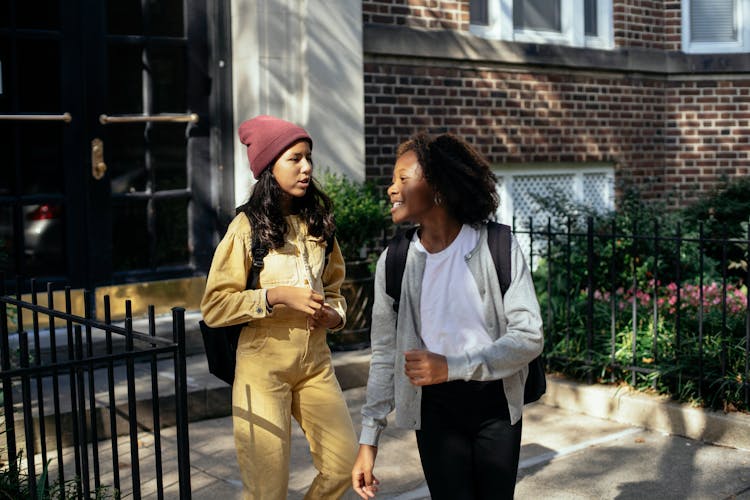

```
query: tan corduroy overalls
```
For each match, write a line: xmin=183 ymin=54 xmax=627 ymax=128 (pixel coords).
xmin=201 ymin=213 xmax=358 ymax=499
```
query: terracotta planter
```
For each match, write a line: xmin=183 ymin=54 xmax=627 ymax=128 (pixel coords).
xmin=328 ymin=259 xmax=374 ymax=351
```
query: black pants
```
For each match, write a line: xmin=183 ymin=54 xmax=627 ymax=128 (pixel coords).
xmin=416 ymin=380 xmax=522 ymax=500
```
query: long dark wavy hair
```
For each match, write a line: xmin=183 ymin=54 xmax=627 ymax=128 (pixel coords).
xmin=237 ymin=167 xmax=335 ymax=250
xmin=396 ymin=132 xmax=499 ymax=225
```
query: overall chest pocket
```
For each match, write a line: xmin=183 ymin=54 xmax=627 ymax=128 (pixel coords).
xmin=259 ymin=245 xmax=300 ymax=286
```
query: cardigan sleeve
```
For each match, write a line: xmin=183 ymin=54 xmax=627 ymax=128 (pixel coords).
xmin=359 ymin=249 xmax=397 ymax=446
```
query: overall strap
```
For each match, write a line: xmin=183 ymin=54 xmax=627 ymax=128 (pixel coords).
xmin=385 ymin=226 xmax=419 ymax=313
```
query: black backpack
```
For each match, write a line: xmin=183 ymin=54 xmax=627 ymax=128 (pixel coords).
xmin=384 ymin=221 xmax=546 ymax=404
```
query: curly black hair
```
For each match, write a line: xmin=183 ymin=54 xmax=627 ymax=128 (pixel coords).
xmin=396 ymin=132 xmax=499 ymax=225
xmin=237 ymin=167 xmax=335 ymax=250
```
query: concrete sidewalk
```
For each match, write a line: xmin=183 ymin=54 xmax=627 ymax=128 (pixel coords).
xmin=175 ymin=348 xmax=750 ymax=500
xmin=183 ymin=384 xmax=750 ymax=500
xmin=24 ymin=328 xmax=750 ymax=499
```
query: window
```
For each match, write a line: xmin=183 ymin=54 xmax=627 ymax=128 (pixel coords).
xmin=494 ymin=164 xmax=614 ymax=267
xmin=470 ymin=0 xmax=613 ymax=49
xmin=683 ymin=0 xmax=749 ymax=53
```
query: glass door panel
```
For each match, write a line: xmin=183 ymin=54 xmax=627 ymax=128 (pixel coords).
xmin=103 ymin=0 xmax=193 ymax=279
xmin=112 ymin=200 xmax=149 ymax=272
xmin=154 ymin=197 xmax=189 ymax=267
xmin=0 ymin=5 xmax=69 ymax=281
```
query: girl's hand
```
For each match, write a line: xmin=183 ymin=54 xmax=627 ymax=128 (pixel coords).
xmin=404 ymin=350 xmax=448 ymax=386
xmin=308 ymin=304 xmax=343 ymax=330
xmin=352 ymin=444 xmax=380 ymax=499
xmin=266 ymin=286 xmax=324 ymax=316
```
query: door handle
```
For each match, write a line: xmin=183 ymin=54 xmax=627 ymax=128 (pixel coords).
xmin=98 ymin=113 xmax=199 ymax=124
xmin=91 ymin=138 xmax=107 ymax=180
xmin=0 ymin=112 xmax=72 ymax=123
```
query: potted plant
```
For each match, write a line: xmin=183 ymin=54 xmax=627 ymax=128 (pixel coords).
xmin=320 ymin=172 xmax=390 ymax=350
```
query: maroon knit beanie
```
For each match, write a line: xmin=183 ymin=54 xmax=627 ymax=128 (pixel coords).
xmin=238 ymin=115 xmax=312 ymax=179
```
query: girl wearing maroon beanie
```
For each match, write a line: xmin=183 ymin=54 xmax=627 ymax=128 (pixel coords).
xmin=201 ymin=115 xmax=357 ymax=499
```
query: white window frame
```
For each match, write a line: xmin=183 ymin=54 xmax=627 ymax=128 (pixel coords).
xmin=470 ymin=0 xmax=613 ymax=50
xmin=682 ymin=0 xmax=750 ymax=54
xmin=494 ymin=164 xmax=615 ymax=226
xmin=494 ymin=164 xmax=614 ymax=270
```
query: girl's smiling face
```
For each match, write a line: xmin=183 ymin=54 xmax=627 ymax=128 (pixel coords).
xmin=272 ymin=140 xmax=313 ymax=201
xmin=387 ymin=150 xmax=435 ymax=225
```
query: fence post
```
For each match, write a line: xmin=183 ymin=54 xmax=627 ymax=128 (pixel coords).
xmin=586 ymin=216 xmax=594 ymax=384
xmin=172 ymin=307 xmax=192 ymax=499
xmin=610 ymin=219 xmax=617 ymax=382
xmin=631 ymin=219 xmax=638 ymax=387
xmin=652 ymin=219 xmax=659 ymax=373
xmin=546 ymin=218 xmax=553 ymax=349
xmin=745 ymin=218 xmax=749 ymax=408
xmin=698 ymin=222 xmax=705 ymax=400
xmin=0 ymin=290 xmax=18 ymax=468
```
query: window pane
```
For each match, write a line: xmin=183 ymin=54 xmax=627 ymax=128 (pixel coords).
xmin=471 ymin=0 xmax=489 ymax=26
xmin=0 ymin=205 xmax=14 ymax=273
xmin=18 ymin=39 xmax=60 ymax=112
xmin=16 ymin=0 xmax=59 ymax=30
xmin=691 ymin=0 xmax=736 ymax=43
xmin=149 ymin=46 xmax=186 ymax=113
xmin=19 ymin=123 xmax=64 ymax=194
xmin=584 ymin=0 xmax=597 ymax=36
xmin=147 ymin=0 xmax=184 ymax=37
xmin=0 ymin=123 xmax=14 ymax=196
xmin=23 ymin=202 xmax=65 ymax=276
xmin=108 ymin=124 xmax=147 ymax=194
xmin=0 ymin=1 xmax=9 ymax=28
xmin=154 ymin=197 xmax=189 ymax=267
xmin=151 ymin=124 xmax=187 ymax=191
xmin=107 ymin=44 xmax=144 ymax=114
xmin=113 ymin=200 xmax=149 ymax=271
xmin=513 ymin=0 xmax=561 ymax=32
xmin=107 ymin=0 xmax=142 ymax=35
xmin=0 ymin=40 xmax=9 ymax=111
xmin=107 ymin=0 xmax=184 ymax=37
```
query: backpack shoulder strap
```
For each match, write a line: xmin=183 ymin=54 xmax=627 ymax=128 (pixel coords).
xmin=486 ymin=221 xmax=512 ymax=297
xmin=324 ymin=232 xmax=335 ymax=259
xmin=385 ymin=226 xmax=418 ymax=313
xmin=249 ymin=228 xmax=268 ymax=290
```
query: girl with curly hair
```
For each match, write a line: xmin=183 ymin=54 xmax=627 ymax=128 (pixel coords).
xmin=352 ymin=132 xmax=543 ymax=500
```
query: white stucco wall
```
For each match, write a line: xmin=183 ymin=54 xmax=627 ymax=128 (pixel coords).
xmin=230 ymin=0 xmax=364 ymax=205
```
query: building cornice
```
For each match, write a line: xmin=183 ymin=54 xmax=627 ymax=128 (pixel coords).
xmin=364 ymin=24 xmax=750 ymax=77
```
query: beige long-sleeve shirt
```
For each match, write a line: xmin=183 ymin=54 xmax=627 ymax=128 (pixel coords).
xmin=200 ymin=212 xmax=347 ymax=330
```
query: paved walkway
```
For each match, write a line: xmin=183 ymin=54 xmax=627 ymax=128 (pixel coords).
xmin=183 ymin=384 xmax=750 ymax=500
xmin=20 ymin=330 xmax=750 ymax=499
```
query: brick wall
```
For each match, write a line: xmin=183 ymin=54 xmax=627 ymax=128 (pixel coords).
xmin=613 ymin=0 xmax=667 ymax=50
xmin=665 ymin=80 xmax=750 ymax=205
xmin=364 ymin=62 xmax=668 ymax=202
xmin=362 ymin=2 xmax=750 ymax=207
xmin=363 ymin=0 xmax=469 ymax=30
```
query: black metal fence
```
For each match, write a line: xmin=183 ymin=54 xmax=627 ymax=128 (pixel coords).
xmin=515 ymin=216 xmax=750 ymax=411
xmin=0 ymin=278 xmax=191 ymax=499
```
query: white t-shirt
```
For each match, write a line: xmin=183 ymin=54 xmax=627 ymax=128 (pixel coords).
xmin=414 ymin=224 xmax=492 ymax=357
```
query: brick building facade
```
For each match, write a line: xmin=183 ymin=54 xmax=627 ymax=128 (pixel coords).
xmin=362 ymin=0 xmax=750 ymax=210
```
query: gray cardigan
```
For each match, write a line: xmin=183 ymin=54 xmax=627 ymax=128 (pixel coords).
xmin=359 ymin=224 xmax=544 ymax=447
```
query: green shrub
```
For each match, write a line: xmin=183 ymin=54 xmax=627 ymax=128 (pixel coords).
xmin=529 ymin=186 xmax=748 ymax=411
xmin=681 ymin=176 xmax=750 ymax=280
xmin=319 ymin=172 xmax=390 ymax=262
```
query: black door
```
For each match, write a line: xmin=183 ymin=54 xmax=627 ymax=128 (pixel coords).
xmin=0 ymin=0 xmax=215 ymax=290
